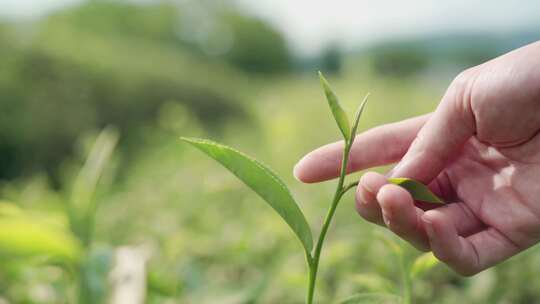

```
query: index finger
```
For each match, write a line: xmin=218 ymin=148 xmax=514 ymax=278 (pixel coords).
xmin=293 ymin=114 xmax=430 ymax=183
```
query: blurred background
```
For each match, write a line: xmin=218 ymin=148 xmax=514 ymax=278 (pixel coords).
xmin=0 ymin=0 xmax=539 ymax=303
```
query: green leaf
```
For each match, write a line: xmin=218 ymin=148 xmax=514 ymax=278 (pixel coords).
xmin=0 ymin=215 xmax=81 ymax=261
xmin=410 ymin=252 xmax=439 ymax=279
xmin=181 ymin=137 xmax=313 ymax=253
xmin=349 ymin=93 xmax=370 ymax=145
xmin=339 ymin=292 xmax=402 ymax=304
xmin=388 ymin=177 xmax=444 ymax=204
xmin=319 ymin=71 xmax=350 ymax=140
xmin=71 ymin=126 xmax=119 ymax=215
xmin=70 ymin=126 xmax=119 ymax=245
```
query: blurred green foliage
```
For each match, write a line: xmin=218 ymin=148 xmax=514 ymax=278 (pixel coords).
xmin=369 ymin=44 xmax=430 ymax=77
xmin=0 ymin=1 xmax=259 ymax=181
xmin=0 ymin=1 xmax=539 ymax=303
xmin=219 ymin=12 xmax=291 ymax=73
xmin=45 ymin=1 xmax=291 ymax=74
xmin=319 ymin=45 xmax=343 ymax=75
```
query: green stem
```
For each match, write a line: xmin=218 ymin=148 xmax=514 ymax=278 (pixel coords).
xmin=341 ymin=181 xmax=359 ymax=196
xmin=399 ymin=248 xmax=412 ymax=304
xmin=306 ymin=141 xmax=352 ymax=304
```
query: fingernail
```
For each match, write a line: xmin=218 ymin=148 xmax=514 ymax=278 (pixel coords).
xmin=381 ymin=208 xmax=392 ymax=226
xmin=359 ymin=176 xmax=374 ymax=193
xmin=357 ymin=184 xmax=371 ymax=205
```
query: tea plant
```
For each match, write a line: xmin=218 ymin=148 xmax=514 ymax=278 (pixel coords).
xmin=182 ymin=72 xmax=443 ymax=303
xmin=0 ymin=127 xmax=118 ymax=303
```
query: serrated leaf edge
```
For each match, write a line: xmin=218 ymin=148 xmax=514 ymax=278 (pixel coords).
xmin=181 ymin=137 xmax=313 ymax=251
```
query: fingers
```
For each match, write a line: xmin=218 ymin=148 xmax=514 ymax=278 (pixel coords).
xmin=391 ymin=73 xmax=476 ymax=183
xmin=377 ymin=183 xmax=430 ymax=251
xmin=434 ymin=202 xmax=485 ymax=237
xmin=423 ymin=210 xmax=521 ymax=276
xmin=294 ymin=114 xmax=430 ymax=183
xmin=364 ymin=189 xmax=517 ymax=276
xmin=357 ymin=171 xmax=520 ymax=276
xmin=355 ymin=172 xmax=386 ymax=226
xmin=356 ymin=172 xmax=486 ymax=255
xmin=356 ymin=172 xmax=429 ymax=251
xmin=422 ymin=209 xmax=471 ymax=274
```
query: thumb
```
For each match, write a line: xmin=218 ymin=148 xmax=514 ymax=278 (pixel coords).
xmin=392 ymin=75 xmax=476 ymax=183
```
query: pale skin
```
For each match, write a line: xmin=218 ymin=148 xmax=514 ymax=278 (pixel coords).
xmin=294 ymin=41 xmax=540 ymax=276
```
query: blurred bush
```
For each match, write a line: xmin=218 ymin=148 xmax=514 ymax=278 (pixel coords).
xmin=319 ymin=44 xmax=342 ymax=75
xmin=218 ymin=12 xmax=291 ymax=73
xmin=369 ymin=44 xmax=430 ymax=77
xmin=46 ymin=1 xmax=291 ymax=73
xmin=0 ymin=0 xmax=296 ymax=181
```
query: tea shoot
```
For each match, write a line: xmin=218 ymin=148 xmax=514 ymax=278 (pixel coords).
xmin=182 ymin=72 xmax=444 ymax=303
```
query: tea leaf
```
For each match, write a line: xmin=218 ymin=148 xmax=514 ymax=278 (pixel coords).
xmin=70 ymin=126 xmax=119 ymax=245
xmin=0 ymin=215 xmax=81 ymax=261
xmin=71 ymin=126 xmax=119 ymax=215
xmin=388 ymin=177 xmax=444 ymax=204
xmin=181 ymin=137 xmax=313 ymax=252
xmin=339 ymin=292 xmax=402 ymax=304
xmin=410 ymin=252 xmax=439 ymax=279
xmin=349 ymin=93 xmax=370 ymax=145
xmin=319 ymin=71 xmax=350 ymax=140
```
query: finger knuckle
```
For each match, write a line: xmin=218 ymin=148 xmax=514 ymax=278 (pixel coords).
xmin=448 ymin=68 xmax=477 ymax=117
xmin=443 ymin=67 xmax=479 ymax=133
xmin=451 ymin=68 xmax=476 ymax=92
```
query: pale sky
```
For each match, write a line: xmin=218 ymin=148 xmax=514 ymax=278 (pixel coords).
xmin=2 ymin=0 xmax=539 ymax=55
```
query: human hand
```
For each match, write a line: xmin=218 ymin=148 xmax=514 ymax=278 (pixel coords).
xmin=294 ymin=41 xmax=540 ymax=275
